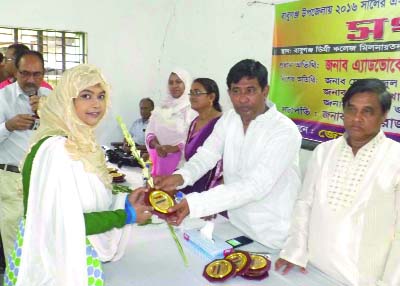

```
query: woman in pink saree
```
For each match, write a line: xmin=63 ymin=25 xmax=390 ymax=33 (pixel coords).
xmin=145 ymin=68 xmax=197 ymax=176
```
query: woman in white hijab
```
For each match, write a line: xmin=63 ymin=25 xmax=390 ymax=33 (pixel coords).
xmin=145 ymin=68 xmax=197 ymax=176
xmin=4 ymin=64 xmax=153 ymax=286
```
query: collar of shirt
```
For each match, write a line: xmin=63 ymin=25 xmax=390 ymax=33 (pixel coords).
xmin=15 ymin=82 xmax=30 ymax=98
xmin=253 ymin=103 xmax=277 ymax=123
xmin=343 ymin=130 xmax=385 ymax=155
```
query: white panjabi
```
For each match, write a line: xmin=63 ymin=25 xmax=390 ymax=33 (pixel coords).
xmin=175 ymin=105 xmax=302 ymax=249
xmin=280 ymin=131 xmax=400 ymax=286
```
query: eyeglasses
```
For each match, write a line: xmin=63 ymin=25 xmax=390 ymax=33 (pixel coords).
xmin=18 ymin=70 xmax=44 ymax=79
xmin=189 ymin=90 xmax=209 ymax=96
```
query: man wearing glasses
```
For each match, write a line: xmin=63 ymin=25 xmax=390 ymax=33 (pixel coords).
xmin=0 ymin=50 xmax=51 ymax=264
xmin=155 ymin=59 xmax=302 ymax=250
xmin=0 ymin=43 xmax=52 ymax=90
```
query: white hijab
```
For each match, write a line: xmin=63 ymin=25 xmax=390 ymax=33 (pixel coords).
xmin=160 ymin=67 xmax=192 ymax=112
xmin=146 ymin=68 xmax=197 ymax=145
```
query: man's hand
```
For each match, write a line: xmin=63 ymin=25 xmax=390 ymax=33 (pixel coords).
xmin=5 ymin=114 xmax=35 ymax=131
xmin=154 ymin=174 xmax=184 ymax=193
xmin=122 ymin=140 xmax=131 ymax=154
xmin=275 ymin=258 xmax=307 ymax=275
xmin=29 ymin=95 xmax=40 ymax=113
xmin=166 ymin=198 xmax=190 ymax=225
xmin=128 ymin=187 xmax=153 ymax=224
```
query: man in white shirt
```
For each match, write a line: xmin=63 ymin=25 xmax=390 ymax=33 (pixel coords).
xmin=275 ymin=79 xmax=400 ymax=285
xmin=155 ymin=59 xmax=302 ymax=249
xmin=128 ymin=97 xmax=154 ymax=147
xmin=0 ymin=50 xmax=51 ymax=261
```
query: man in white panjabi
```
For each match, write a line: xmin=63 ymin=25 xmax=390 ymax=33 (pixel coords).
xmin=154 ymin=59 xmax=302 ymax=250
xmin=276 ymin=78 xmax=400 ymax=286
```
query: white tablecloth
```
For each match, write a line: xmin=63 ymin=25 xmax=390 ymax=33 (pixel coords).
xmin=104 ymin=165 xmax=343 ymax=286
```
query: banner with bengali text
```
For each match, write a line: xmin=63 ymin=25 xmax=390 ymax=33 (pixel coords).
xmin=269 ymin=0 xmax=400 ymax=142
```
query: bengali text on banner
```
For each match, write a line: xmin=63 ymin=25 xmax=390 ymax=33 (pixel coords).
xmin=269 ymin=0 xmax=400 ymax=142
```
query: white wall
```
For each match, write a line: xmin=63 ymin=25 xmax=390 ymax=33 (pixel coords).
xmin=1 ymin=0 xmax=295 ymax=145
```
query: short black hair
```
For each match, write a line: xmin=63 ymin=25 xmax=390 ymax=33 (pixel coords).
xmin=193 ymin=78 xmax=222 ymax=112
xmin=140 ymin=97 xmax=154 ymax=109
xmin=226 ymin=59 xmax=268 ymax=89
xmin=8 ymin=43 xmax=30 ymax=59
xmin=0 ymin=52 xmax=3 ymax=63
xmin=342 ymin=78 xmax=392 ymax=113
xmin=15 ymin=50 xmax=45 ymax=71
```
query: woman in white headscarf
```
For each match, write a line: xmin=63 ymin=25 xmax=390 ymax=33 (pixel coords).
xmin=145 ymin=68 xmax=197 ymax=176
xmin=3 ymin=64 xmax=153 ymax=286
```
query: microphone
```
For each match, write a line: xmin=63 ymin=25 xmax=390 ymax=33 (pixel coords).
xmin=25 ymin=85 xmax=40 ymax=130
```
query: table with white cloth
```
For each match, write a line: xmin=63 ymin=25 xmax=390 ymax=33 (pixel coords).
xmin=104 ymin=165 xmax=343 ymax=286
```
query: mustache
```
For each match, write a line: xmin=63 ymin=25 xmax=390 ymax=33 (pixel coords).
xmin=24 ymin=83 xmax=39 ymax=96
